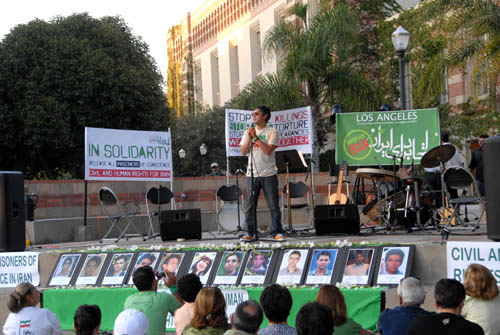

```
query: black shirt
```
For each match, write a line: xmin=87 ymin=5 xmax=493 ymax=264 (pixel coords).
xmin=469 ymin=148 xmax=484 ymax=182
xmin=408 ymin=312 xmax=484 ymax=335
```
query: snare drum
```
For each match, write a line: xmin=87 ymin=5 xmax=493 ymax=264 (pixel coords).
xmin=217 ymin=202 xmax=245 ymax=232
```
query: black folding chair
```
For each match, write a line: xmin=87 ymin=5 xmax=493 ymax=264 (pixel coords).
xmin=98 ymin=187 xmax=142 ymax=243
xmin=145 ymin=186 xmax=175 ymax=240
xmin=442 ymin=167 xmax=485 ymax=230
xmin=216 ymin=184 xmax=244 ymax=233
xmin=281 ymin=181 xmax=312 ymax=230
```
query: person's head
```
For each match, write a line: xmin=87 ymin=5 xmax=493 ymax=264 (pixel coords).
xmin=253 ymin=106 xmax=271 ymax=124
xmin=211 ymin=162 xmax=219 ymax=172
xmin=191 ymin=287 xmax=228 ymax=329
xmin=7 ymin=282 xmax=40 ymax=313
xmin=296 ymin=302 xmax=334 ymax=335
xmin=316 ymin=251 xmax=331 ymax=271
xmin=224 ymin=253 xmax=241 ymax=274
xmin=397 ymin=277 xmax=425 ymax=306
xmin=132 ymin=266 xmax=155 ymax=291
xmin=163 ymin=254 xmax=182 ymax=273
xmin=384 ymin=249 xmax=404 ymax=274
xmin=191 ymin=256 xmax=213 ymax=276
xmin=85 ymin=256 xmax=102 ymax=276
xmin=114 ymin=309 xmax=149 ymax=335
xmin=479 ymin=134 xmax=489 ymax=146
xmin=177 ymin=273 xmax=203 ymax=303
xmin=260 ymin=285 xmax=292 ymax=323
xmin=232 ymin=300 xmax=263 ymax=334
xmin=287 ymin=251 xmax=301 ymax=268
xmin=251 ymin=254 xmax=266 ymax=269
xmin=464 ymin=263 xmax=499 ymax=300
xmin=74 ymin=304 xmax=101 ymax=335
xmin=354 ymin=251 xmax=365 ymax=265
xmin=113 ymin=255 xmax=128 ymax=274
xmin=316 ymin=285 xmax=347 ymax=326
xmin=441 ymin=132 xmax=450 ymax=143
xmin=137 ymin=254 xmax=156 ymax=268
xmin=434 ymin=278 xmax=466 ymax=311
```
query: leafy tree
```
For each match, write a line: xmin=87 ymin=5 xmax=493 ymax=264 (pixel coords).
xmin=262 ymin=3 xmax=384 ymax=168
xmin=0 ymin=13 xmax=170 ymax=179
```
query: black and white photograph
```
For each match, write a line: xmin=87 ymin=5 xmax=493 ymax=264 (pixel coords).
xmin=102 ymin=253 xmax=134 ymax=286
xmin=75 ymin=253 xmax=107 ymax=286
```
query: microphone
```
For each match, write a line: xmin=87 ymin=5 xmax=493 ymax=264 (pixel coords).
xmin=400 ymin=156 xmax=404 ymax=168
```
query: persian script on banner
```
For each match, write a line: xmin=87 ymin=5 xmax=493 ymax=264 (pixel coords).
xmin=85 ymin=127 xmax=173 ymax=181
xmin=335 ymin=108 xmax=441 ymax=166
xmin=225 ymin=107 xmax=314 ymax=157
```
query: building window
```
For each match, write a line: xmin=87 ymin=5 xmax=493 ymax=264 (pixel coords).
xmin=250 ymin=25 xmax=262 ymax=79
xmin=230 ymin=42 xmax=240 ymax=97
xmin=211 ymin=50 xmax=221 ymax=106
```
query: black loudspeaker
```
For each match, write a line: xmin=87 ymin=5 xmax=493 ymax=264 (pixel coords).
xmin=483 ymin=136 xmax=500 ymax=240
xmin=160 ymin=209 xmax=202 ymax=241
xmin=314 ymin=204 xmax=360 ymax=235
xmin=0 ymin=171 xmax=26 ymax=251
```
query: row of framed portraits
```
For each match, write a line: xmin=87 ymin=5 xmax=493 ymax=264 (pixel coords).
xmin=48 ymin=245 xmax=414 ymax=287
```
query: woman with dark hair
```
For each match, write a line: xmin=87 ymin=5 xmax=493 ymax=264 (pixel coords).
xmin=182 ymin=287 xmax=229 ymax=335
xmin=190 ymin=256 xmax=213 ymax=277
xmin=57 ymin=257 xmax=74 ymax=277
xmin=316 ymin=285 xmax=362 ymax=335
xmin=74 ymin=304 xmax=101 ymax=335
xmin=462 ymin=263 xmax=500 ymax=335
xmin=3 ymin=282 xmax=61 ymax=335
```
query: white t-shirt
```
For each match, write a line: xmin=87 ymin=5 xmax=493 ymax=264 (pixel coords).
xmin=240 ymin=125 xmax=279 ymax=177
xmin=3 ymin=306 xmax=61 ymax=335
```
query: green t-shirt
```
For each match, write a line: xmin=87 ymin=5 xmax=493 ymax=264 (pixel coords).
xmin=124 ymin=290 xmax=180 ymax=335
xmin=334 ymin=317 xmax=362 ymax=335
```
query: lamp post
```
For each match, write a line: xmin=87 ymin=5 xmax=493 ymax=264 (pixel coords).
xmin=392 ymin=26 xmax=410 ymax=110
xmin=200 ymin=143 xmax=207 ymax=176
xmin=179 ymin=148 xmax=186 ymax=176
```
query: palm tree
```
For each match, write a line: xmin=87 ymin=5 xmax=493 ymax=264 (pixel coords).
xmin=263 ymin=2 xmax=382 ymax=167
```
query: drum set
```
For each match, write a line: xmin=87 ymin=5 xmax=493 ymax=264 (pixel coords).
xmin=356 ymin=144 xmax=459 ymax=233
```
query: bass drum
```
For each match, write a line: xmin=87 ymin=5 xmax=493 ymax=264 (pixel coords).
xmin=217 ymin=202 xmax=246 ymax=232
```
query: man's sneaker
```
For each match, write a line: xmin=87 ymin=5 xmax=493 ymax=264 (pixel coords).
xmin=274 ymin=234 xmax=286 ymax=242
xmin=240 ymin=235 xmax=255 ymax=242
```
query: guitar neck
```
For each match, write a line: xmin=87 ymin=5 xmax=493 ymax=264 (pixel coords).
xmin=336 ymin=171 xmax=344 ymax=196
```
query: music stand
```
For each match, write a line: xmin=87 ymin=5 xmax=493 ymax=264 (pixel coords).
xmin=276 ymin=150 xmax=308 ymax=234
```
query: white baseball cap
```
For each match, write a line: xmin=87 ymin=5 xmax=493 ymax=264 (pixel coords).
xmin=114 ymin=309 xmax=149 ymax=335
xmin=211 ymin=162 xmax=219 ymax=168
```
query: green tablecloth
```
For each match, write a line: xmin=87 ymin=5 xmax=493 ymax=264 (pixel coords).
xmin=43 ymin=286 xmax=385 ymax=331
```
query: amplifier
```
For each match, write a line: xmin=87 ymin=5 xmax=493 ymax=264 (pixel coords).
xmin=314 ymin=204 xmax=360 ymax=235
xmin=160 ymin=209 xmax=202 ymax=241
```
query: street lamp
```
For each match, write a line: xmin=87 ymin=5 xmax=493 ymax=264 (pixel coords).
xmin=392 ymin=25 xmax=410 ymax=110
xmin=200 ymin=143 xmax=207 ymax=176
xmin=178 ymin=148 xmax=186 ymax=176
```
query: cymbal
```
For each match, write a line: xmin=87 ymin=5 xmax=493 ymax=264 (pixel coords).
xmin=421 ymin=144 xmax=456 ymax=168
xmin=356 ymin=168 xmax=401 ymax=183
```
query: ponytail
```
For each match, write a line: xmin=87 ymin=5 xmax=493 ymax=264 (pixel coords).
xmin=7 ymin=283 xmax=33 ymax=313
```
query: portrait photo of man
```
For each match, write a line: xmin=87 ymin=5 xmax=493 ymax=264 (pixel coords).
xmin=102 ymin=253 xmax=133 ymax=285
xmin=306 ymin=249 xmax=338 ymax=285
xmin=214 ymin=251 xmax=244 ymax=285
xmin=377 ymin=247 xmax=410 ymax=285
xmin=50 ymin=254 xmax=81 ymax=286
xmin=75 ymin=253 xmax=107 ymax=286
xmin=244 ymin=250 xmax=271 ymax=276
xmin=128 ymin=252 xmax=160 ymax=284
xmin=279 ymin=250 xmax=303 ymax=276
xmin=276 ymin=249 xmax=308 ymax=285
xmin=344 ymin=250 xmax=372 ymax=276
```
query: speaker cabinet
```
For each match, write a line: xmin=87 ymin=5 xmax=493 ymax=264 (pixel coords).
xmin=314 ymin=204 xmax=360 ymax=235
xmin=0 ymin=171 xmax=26 ymax=251
xmin=483 ymin=136 xmax=500 ymax=240
xmin=160 ymin=209 xmax=202 ymax=241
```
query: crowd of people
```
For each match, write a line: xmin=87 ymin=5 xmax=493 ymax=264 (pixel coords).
xmin=4 ymin=263 xmax=500 ymax=335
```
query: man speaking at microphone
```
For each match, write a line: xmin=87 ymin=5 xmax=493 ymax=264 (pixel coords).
xmin=239 ymin=106 xmax=285 ymax=242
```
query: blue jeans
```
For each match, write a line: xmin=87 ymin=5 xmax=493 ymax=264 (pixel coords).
xmin=245 ymin=174 xmax=283 ymax=237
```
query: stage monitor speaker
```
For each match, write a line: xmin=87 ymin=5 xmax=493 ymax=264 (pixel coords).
xmin=314 ymin=204 xmax=360 ymax=235
xmin=160 ymin=209 xmax=202 ymax=241
xmin=0 ymin=171 xmax=26 ymax=251
xmin=483 ymin=136 xmax=500 ymax=240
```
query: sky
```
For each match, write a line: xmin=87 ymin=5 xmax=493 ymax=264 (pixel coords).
xmin=0 ymin=0 xmax=207 ymax=90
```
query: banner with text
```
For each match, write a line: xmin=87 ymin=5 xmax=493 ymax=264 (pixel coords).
xmin=85 ymin=127 xmax=172 ymax=181
xmin=225 ymin=107 xmax=313 ymax=157
xmin=335 ymin=108 xmax=440 ymax=166
xmin=0 ymin=252 xmax=40 ymax=287
xmin=447 ymin=241 xmax=500 ymax=283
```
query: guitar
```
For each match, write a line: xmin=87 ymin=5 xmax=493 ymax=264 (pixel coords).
xmin=329 ymin=161 xmax=348 ymax=205
xmin=438 ymin=194 xmax=456 ymax=226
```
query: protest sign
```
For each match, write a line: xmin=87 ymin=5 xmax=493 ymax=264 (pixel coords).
xmin=225 ymin=107 xmax=313 ymax=157
xmin=85 ymin=127 xmax=173 ymax=181
xmin=336 ymin=108 xmax=440 ymax=166
xmin=447 ymin=241 xmax=500 ymax=283
xmin=0 ymin=252 xmax=40 ymax=287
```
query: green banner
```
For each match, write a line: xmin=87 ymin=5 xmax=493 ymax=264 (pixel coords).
xmin=335 ymin=108 xmax=440 ymax=166
xmin=43 ymin=286 xmax=384 ymax=331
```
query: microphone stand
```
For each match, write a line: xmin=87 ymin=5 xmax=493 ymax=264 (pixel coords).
xmin=250 ymin=138 xmax=259 ymax=241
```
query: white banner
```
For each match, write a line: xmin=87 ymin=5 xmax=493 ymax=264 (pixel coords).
xmin=0 ymin=252 xmax=40 ymax=287
xmin=447 ymin=241 xmax=500 ymax=283
xmin=225 ymin=107 xmax=313 ymax=157
xmin=85 ymin=127 xmax=172 ymax=181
